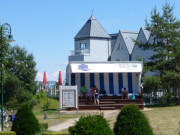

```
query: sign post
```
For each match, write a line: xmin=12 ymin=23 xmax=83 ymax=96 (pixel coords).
xmin=59 ymin=85 xmax=78 ymax=118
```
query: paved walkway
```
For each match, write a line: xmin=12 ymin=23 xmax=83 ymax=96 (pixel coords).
xmin=48 ymin=108 xmax=151 ymax=131
xmin=48 ymin=110 xmax=120 ymax=131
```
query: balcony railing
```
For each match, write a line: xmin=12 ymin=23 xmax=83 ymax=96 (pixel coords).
xmin=70 ymin=49 xmax=90 ymax=56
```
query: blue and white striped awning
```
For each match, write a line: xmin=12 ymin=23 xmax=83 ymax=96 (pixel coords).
xmin=69 ymin=61 xmax=143 ymax=73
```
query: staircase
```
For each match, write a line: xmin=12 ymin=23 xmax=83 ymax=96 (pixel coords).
xmin=70 ymin=96 xmax=144 ymax=110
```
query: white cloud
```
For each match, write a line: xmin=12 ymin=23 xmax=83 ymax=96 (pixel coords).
xmin=36 ymin=72 xmax=43 ymax=81
xmin=36 ymin=70 xmax=66 ymax=82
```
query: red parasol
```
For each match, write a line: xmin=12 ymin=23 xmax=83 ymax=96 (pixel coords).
xmin=43 ymin=71 xmax=47 ymax=89
xmin=58 ymin=71 xmax=63 ymax=87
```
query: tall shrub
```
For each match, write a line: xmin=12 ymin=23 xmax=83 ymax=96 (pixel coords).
xmin=113 ymin=104 xmax=153 ymax=135
xmin=11 ymin=103 xmax=40 ymax=135
xmin=69 ymin=113 xmax=114 ymax=135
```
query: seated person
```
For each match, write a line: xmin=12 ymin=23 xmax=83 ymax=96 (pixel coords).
xmin=94 ymin=89 xmax=99 ymax=105
xmin=89 ymin=89 xmax=94 ymax=100
xmin=121 ymin=88 xmax=129 ymax=99
xmin=91 ymin=85 xmax=96 ymax=93
xmin=80 ymin=85 xmax=87 ymax=99
xmin=103 ymin=89 xmax=106 ymax=95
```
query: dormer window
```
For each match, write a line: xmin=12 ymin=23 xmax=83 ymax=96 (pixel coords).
xmin=80 ymin=43 xmax=86 ymax=49
xmin=117 ymin=43 xmax=122 ymax=51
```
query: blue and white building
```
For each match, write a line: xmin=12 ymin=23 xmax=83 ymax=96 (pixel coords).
xmin=66 ymin=61 xmax=143 ymax=95
xmin=66 ymin=15 xmax=152 ymax=95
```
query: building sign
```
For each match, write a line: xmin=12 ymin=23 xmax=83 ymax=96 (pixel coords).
xmin=78 ymin=64 xmax=91 ymax=71
xmin=62 ymin=90 xmax=75 ymax=107
xmin=119 ymin=63 xmax=138 ymax=71
xmin=70 ymin=62 xmax=142 ymax=73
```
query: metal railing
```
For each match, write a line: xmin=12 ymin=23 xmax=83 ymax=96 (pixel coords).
xmin=70 ymin=49 xmax=90 ymax=56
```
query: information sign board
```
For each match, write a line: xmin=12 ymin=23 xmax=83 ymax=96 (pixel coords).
xmin=62 ymin=90 xmax=75 ymax=107
xmin=60 ymin=85 xmax=78 ymax=109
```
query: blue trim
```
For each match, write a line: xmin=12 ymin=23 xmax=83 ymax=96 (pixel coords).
xmin=109 ymin=73 xmax=114 ymax=94
xmin=99 ymin=73 xmax=104 ymax=94
xmin=128 ymin=73 xmax=133 ymax=93
xmin=71 ymin=73 xmax=75 ymax=85
xmin=80 ymin=73 xmax=85 ymax=86
xmin=118 ymin=73 xmax=123 ymax=94
xmin=90 ymin=73 xmax=94 ymax=88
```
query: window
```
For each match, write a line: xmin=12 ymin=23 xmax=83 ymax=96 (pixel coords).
xmin=80 ymin=43 xmax=86 ymax=49
xmin=116 ymin=43 xmax=122 ymax=51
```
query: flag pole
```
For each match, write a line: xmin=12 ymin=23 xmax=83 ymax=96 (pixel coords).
xmin=58 ymin=71 xmax=62 ymax=119
xmin=59 ymin=85 xmax=61 ymax=119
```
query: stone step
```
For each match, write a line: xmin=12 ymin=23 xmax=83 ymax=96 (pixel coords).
xmin=99 ymin=101 xmax=115 ymax=104
xmin=100 ymin=107 xmax=115 ymax=110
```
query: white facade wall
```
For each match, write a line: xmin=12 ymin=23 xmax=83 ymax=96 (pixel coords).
xmin=85 ymin=73 xmax=90 ymax=93
xmin=84 ymin=39 xmax=111 ymax=61
xmin=94 ymin=73 xmax=100 ymax=90
xmin=69 ymin=38 xmax=111 ymax=62
xmin=113 ymin=73 xmax=119 ymax=95
xmin=132 ymin=73 xmax=139 ymax=94
xmin=122 ymin=73 xmax=128 ymax=91
xmin=111 ymin=33 xmax=129 ymax=61
xmin=75 ymin=73 xmax=81 ymax=94
xmin=75 ymin=39 xmax=90 ymax=51
xmin=104 ymin=73 xmax=109 ymax=94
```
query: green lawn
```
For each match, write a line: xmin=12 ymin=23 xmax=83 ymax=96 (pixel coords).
xmin=34 ymin=106 xmax=180 ymax=135
xmin=106 ymin=106 xmax=180 ymax=135
xmin=144 ymin=106 xmax=180 ymax=135
xmin=34 ymin=110 xmax=77 ymax=127
xmin=6 ymin=96 xmax=179 ymax=135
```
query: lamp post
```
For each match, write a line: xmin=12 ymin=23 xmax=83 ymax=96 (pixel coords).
xmin=1 ymin=23 xmax=14 ymax=131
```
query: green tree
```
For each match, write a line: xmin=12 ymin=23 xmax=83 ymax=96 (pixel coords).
xmin=113 ymin=104 xmax=153 ymax=135
xmin=4 ymin=45 xmax=37 ymax=108
xmin=11 ymin=103 xmax=40 ymax=135
xmin=0 ymin=25 xmax=11 ymax=84
xmin=137 ymin=3 xmax=180 ymax=95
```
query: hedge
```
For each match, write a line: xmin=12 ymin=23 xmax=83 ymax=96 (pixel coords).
xmin=0 ymin=132 xmax=16 ymax=135
xmin=41 ymin=132 xmax=69 ymax=135
xmin=40 ymin=123 xmax=48 ymax=131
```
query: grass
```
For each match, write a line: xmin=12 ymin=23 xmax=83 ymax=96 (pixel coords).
xmin=34 ymin=109 xmax=78 ymax=127
xmin=34 ymin=99 xmax=180 ymax=135
xmin=4 ymin=96 xmax=180 ymax=135
xmin=33 ymin=97 xmax=80 ymax=127
xmin=144 ymin=106 xmax=180 ymax=135
xmin=106 ymin=106 xmax=180 ymax=135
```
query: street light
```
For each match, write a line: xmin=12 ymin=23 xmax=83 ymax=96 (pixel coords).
xmin=1 ymin=23 xmax=15 ymax=131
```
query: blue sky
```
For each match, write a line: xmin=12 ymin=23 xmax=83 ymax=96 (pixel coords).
xmin=0 ymin=0 xmax=179 ymax=82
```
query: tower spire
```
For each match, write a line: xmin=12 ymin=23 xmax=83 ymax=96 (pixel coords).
xmin=91 ymin=9 xmax=94 ymax=16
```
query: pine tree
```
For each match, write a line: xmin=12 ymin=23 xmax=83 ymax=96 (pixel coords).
xmin=138 ymin=3 xmax=180 ymax=95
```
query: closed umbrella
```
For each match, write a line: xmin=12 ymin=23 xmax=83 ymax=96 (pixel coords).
xmin=58 ymin=71 xmax=63 ymax=87
xmin=58 ymin=71 xmax=62 ymax=118
xmin=43 ymin=71 xmax=47 ymax=89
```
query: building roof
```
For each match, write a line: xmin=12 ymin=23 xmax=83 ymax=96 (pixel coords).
xmin=75 ymin=15 xmax=111 ymax=39
xmin=110 ymin=33 xmax=119 ymax=52
xmin=142 ymin=27 xmax=150 ymax=40
xmin=120 ymin=30 xmax=138 ymax=54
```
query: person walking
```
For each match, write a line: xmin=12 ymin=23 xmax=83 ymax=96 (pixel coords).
xmin=94 ymin=89 xmax=99 ymax=105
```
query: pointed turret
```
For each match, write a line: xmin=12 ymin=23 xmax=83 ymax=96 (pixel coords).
xmin=75 ymin=15 xmax=111 ymax=39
